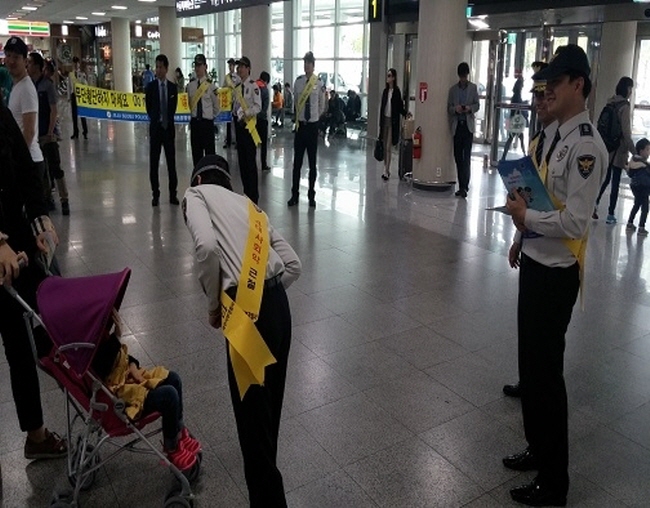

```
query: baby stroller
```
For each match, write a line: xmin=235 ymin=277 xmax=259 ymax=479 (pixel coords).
xmin=5 ymin=267 xmax=200 ymax=507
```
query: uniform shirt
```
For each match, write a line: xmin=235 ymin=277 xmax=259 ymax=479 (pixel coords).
xmin=293 ymin=74 xmax=325 ymax=123
xmin=186 ymin=76 xmax=218 ymax=120
xmin=8 ymin=75 xmax=43 ymax=162
xmin=222 ymin=72 xmax=241 ymax=89
xmin=522 ymin=110 xmax=607 ymax=267
xmin=33 ymin=76 xmax=57 ymax=137
xmin=232 ymin=78 xmax=262 ymax=121
xmin=183 ymin=184 xmax=302 ymax=315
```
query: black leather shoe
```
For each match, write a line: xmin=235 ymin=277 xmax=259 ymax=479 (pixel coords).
xmin=170 ymin=196 xmax=180 ymax=205
xmin=152 ymin=197 xmax=159 ymax=207
xmin=503 ymin=382 xmax=522 ymax=397
xmin=70 ymin=134 xmax=78 ymax=140
xmin=309 ymin=199 xmax=316 ymax=208
xmin=287 ymin=197 xmax=298 ymax=207
xmin=503 ymin=448 xmax=538 ymax=471
xmin=510 ymin=479 xmax=567 ymax=506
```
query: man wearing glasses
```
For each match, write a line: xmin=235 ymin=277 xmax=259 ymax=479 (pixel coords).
xmin=186 ymin=54 xmax=218 ymax=167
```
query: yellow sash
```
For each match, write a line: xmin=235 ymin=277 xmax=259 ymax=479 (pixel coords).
xmin=233 ymin=83 xmax=261 ymax=146
xmin=220 ymin=201 xmax=276 ymax=399
xmin=225 ymin=74 xmax=236 ymax=89
xmin=190 ymin=79 xmax=211 ymax=114
xmin=294 ymin=74 xmax=318 ymax=130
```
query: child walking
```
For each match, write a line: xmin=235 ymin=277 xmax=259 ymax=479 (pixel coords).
xmin=627 ymin=138 xmax=650 ymax=236
xmin=92 ymin=310 xmax=201 ymax=472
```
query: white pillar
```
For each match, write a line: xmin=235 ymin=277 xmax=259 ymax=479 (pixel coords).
xmin=241 ymin=4 xmax=271 ymax=81
xmin=111 ymin=17 xmax=132 ymax=92
xmin=593 ymin=21 xmax=637 ymax=115
xmin=367 ymin=21 xmax=389 ymax=139
xmin=159 ymin=6 xmax=182 ymax=80
xmin=413 ymin=0 xmax=467 ymax=187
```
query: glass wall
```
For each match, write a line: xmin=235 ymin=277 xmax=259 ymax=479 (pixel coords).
xmin=180 ymin=14 xmax=219 ymax=83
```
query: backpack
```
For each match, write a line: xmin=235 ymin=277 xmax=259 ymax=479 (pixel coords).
xmin=597 ymin=101 xmax=625 ymax=153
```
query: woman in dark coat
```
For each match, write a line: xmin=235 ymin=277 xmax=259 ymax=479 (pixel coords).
xmin=379 ymin=68 xmax=408 ymax=180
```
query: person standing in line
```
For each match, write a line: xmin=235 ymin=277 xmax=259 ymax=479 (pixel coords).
xmin=232 ymin=56 xmax=262 ymax=204
xmin=27 ymin=52 xmax=70 ymax=216
xmin=271 ymin=84 xmax=284 ymax=127
xmin=174 ymin=67 xmax=185 ymax=91
xmin=183 ymin=154 xmax=301 ymax=508
xmin=186 ymin=54 xmax=218 ymax=168
xmin=223 ymin=58 xmax=241 ymax=149
xmin=145 ymin=54 xmax=179 ymax=207
xmin=379 ymin=68 xmax=408 ymax=181
xmin=502 ymin=78 xmax=559 ymax=400
xmin=593 ymin=76 xmax=635 ymax=224
xmin=447 ymin=62 xmax=479 ymax=198
xmin=68 ymin=56 xmax=88 ymax=140
xmin=503 ymin=44 xmax=607 ymax=507
xmin=287 ymin=52 xmax=325 ymax=208
xmin=256 ymin=71 xmax=271 ymax=172
xmin=626 ymin=138 xmax=650 ymax=236
xmin=282 ymin=82 xmax=293 ymax=127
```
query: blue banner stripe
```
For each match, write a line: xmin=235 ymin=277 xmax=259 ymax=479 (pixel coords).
xmin=78 ymin=107 xmax=232 ymax=124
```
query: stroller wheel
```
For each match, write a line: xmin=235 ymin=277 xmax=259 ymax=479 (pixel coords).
xmin=164 ymin=487 xmax=193 ymax=508
xmin=182 ymin=458 xmax=201 ymax=484
xmin=68 ymin=444 xmax=99 ymax=491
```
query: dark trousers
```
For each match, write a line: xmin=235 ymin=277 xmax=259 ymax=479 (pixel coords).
xmin=226 ymin=120 xmax=234 ymax=146
xmin=501 ymin=132 xmax=525 ymax=160
xmin=453 ymin=122 xmax=473 ymax=192
xmin=291 ymin=122 xmax=319 ymax=200
xmin=235 ymin=120 xmax=259 ymax=204
xmin=190 ymin=118 xmax=215 ymax=168
xmin=149 ymin=122 xmax=177 ymax=199
xmin=143 ymin=371 xmax=183 ymax=451
xmin=258 ymin=119 xmax=269 ymax=169
xmin=596 ymin=164 xmax=622 ymax=216
xmin=518 ymin=254 xmax=579 ymax=493
xmin=70 ymin=94 xmax=88 ymax=137
xmin=226 ymin=282 xmax=291 ymax=508
xmin=629 ymin=184 xmax=650 ymax=228
xmin=0 ymin=258 xmax=46 ymax=432
xmin=41 ymin=141 xmax=64 ymax=181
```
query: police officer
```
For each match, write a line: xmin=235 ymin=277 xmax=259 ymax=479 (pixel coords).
xmin=288 ymin=51 xmax=325 ymax=208
xmin=503 ymin=45 xmax=607 ymax=506
xmin=232 ymin=56 xmax=262 ymax=204
xmin=186 ymin=54 xmax=218 ymax=167
xmin=183 ymin=154 xmax=301 ymax=508
xmin=503 ymin=75 xmax=558 ymax=399
xmin=222 ymin=58 xmax=241 ymax=149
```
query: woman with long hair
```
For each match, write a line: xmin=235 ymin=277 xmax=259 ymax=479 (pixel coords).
xmin=379 ymin=68 xmax=408 ymax=180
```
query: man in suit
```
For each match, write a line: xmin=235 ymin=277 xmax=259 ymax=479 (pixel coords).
xmin=145 ymin=54 xmax=178 ymax=207
xmin=447 ymin=62 xmax=479 ymax=198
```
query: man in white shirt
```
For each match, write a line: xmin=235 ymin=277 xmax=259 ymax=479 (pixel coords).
xmin=186 ymin=53 xmax=218 ymax=167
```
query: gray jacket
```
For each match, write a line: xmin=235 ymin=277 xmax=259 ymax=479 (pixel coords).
xmin=607 ymin=94 xmax=635 ymax=168
xmin=447 ymin=81 xmax=480 ymax=134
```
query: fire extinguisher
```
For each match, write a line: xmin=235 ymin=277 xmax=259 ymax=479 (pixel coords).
xmin=413 ymin=127 xmax=422 ymax=159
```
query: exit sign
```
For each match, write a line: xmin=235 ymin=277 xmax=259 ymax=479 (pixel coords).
xmin=368 ymin=0 xmax=382 ymax=22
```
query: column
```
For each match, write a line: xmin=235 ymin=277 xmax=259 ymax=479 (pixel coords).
xmin=593 ymin=21 xmax=637 ymax=116
xmin=367 ymin=21 xmax=389 ymax=139
xmin=283 ymin=1 xmax=294 ymax=87
xmin=111 ymin=17 xmax=132 ymax=92
xmin=241 ymin=4 xmax=271 ymax=80
xmin=413 ymin=0 xmax=467 ymax=188
xmin=159 ymin=6 xmax=182 ymax=79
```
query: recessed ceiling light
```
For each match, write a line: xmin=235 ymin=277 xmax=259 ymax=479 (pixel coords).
xmin=76 ymin=16 xmax=88 ymax=20
xmin=135 ymin=20 xmax=142 ymax=24
xmin=23 ymin=6 xmax=38 ymax=10
xmin=63 ymin=20 xmax=73 ymax=24
xmin=111 ymin=5 xmax=128 ymax=9
xmin=92 ymin=12 xmax=106 ymax=16
xmin=138 ymin=0 xmax=157 ymax=2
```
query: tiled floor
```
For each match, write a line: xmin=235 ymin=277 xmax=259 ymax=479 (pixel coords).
xmin=2 ymin=112 xmax=650 ymax=508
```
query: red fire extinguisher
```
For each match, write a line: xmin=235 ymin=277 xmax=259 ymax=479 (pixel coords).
xmin=413 ymin=127 xmax=422 ymax=159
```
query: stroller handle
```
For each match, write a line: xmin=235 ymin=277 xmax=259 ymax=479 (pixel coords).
xmin=3 ymin=258 xmax=46 ymax=329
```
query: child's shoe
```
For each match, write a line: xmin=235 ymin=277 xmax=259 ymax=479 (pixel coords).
xmin=179 ymin=427 xmax=202 ymax=455
xmin=639 ymin=227 xmax=649 ymax=237
xmin=606 ymin=214 xmax=617 ymax=224
xmin=592 ymin=208 xmax=599 ymax=220
xmin=627 ymin=223 xmax=637 ymax=232
xmin=165 ymin=445 xmax=197 ymax=472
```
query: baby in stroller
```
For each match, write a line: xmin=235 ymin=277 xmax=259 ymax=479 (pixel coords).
xmin=91 ymin=309 xmax=201 ymax=472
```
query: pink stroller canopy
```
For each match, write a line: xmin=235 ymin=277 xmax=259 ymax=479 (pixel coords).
xmin=37 ymin=268 xmax=131 ymax=377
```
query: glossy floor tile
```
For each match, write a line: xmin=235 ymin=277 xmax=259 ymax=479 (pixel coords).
xmin=2 ymin=114 xmax=650 ymax=507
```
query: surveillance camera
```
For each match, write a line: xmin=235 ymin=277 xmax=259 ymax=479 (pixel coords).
xmin=645 ymin=8 xmax=650 ymax=18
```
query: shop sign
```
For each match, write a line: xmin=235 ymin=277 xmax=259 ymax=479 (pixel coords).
xmin=95 ymin=25 xmax=109 ymax=38
xmin=176 ymin=0 xmax=284 ymax=18
xmin=147 ymin=30 xmax=160 ymax=39
xmin=181 ymin=27 xmax=204 ymax=43
xmin=6 ymin=20 xmax=50 ymax=37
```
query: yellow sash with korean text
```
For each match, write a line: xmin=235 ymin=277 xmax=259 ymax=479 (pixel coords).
xmin=234 ymin=84 xmax=261 ymax=146
xmin=294 ymin=74 xmax=317 ymax=130
xmin=190 ymin=80 xmax=211 ymax=113
xmin=220 ymin=201 xmax=276 ymax=399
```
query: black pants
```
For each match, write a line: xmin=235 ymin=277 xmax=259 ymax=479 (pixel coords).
xmin=291 ymin=122 xmax=319 ymax=200
xmin=226 ymin=282 xmax=291 ymax=508
xmin=596 ymin=164 xmax=622 ymax=216
xmin=143 ymin=371 xmax=183 ymax=451
xmin=41 ymin=141 xmax=64 ymax=181
xmin=453 ymin=122 xmax=473 ymax=192
xmin=226 ymin=120 xmax=234 ymax=146
xmin=235 ymin=120 xmax=259 ymax=204
xmin=258 ymin=119 xmax=269 ymax=170
xmin=0 ymin=256 xmax=47 ymax=432
xmin=70 ymin=94 xmax=88 ymax=138
xmin=629 ymin=184 xmax=650 ymax=228
xmin=149 ymin=122 xmax=177 ymax=199
xmin=518 ymin=254 xmax=579 ymax=493
xmin=190 ymin=118 xmax=215 ymax=168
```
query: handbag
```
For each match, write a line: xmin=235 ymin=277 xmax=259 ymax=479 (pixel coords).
xmin=374 ymin=139 xmax=384 ymax=162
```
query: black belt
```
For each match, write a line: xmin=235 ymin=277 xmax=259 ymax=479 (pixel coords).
xmin=191 ymin=117 xmax=213 ymax=123
xmin=225 ymin=273 xmax=283 ymax=299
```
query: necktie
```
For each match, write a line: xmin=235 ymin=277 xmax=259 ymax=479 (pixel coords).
xmin=545 ymin=129 xmax=561 ymax=166
xmin=534 ymin=130 xmax=545 ymax=167
xmin=161 ymin=81 xmax=168 ymax=129
xmin=197 ymin=81 xmax=203 ymax=120
xmin=305 ymin=89 xmax=311 ymax=122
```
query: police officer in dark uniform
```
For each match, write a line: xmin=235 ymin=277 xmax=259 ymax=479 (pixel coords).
xmin=232 ymin=56 xmax=262 ymax=204
xmin=186 ymin=54 xmax=218 ymax=167
xmin=503 ymin=45 xmax=607 ymax=506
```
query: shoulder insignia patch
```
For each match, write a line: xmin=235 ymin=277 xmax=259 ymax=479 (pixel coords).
xmin=579 ymin=123 xmax=593 ymax=137
xmin=577 ymin=154 xmax=596 ymax=179
xmin=556 ymin=145 xmax=569 ymax=162
xmin=254 ymin=88 xmax=259 ymax=95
